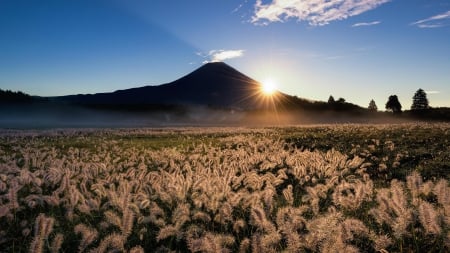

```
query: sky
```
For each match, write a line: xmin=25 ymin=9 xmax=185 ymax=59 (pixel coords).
xmin=1 ymin=0 xmax=449 ymax=108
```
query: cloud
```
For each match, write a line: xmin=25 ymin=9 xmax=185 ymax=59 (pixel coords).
xmin=352 ymin=21 xmax=381 ymax=27
xmin=200 ymin=50 xmax=245 ymax=63
xmin=411 ymin=10 xmax=450 ymax=28
xmin=426 ymin=90 xmax=440 ymax=94
xmin=232 ymin=0 xmax=249 ymax=13
xmin=251 ymin=0 xmax=390 ymax=26
xmin=210 ymin=50 xmax=244 ymax=62
xmin=325 ymin=55 xmax=345 ymax=60
xmin=417 ymin=24 xmax=445 ymax=28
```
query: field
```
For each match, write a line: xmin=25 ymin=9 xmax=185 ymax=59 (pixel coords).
xmin=0 ymin=123 xmax=449 ymax=252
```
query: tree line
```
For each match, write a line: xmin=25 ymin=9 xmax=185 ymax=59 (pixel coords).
xmin=366 ymin=88 xmax=430 ymax=113
xmin=0 ymin=89 xmax=34 ymax=103
xmin=326 ymin=88 xmax=450 ymax=120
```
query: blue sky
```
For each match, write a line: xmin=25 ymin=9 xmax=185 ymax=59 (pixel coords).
xmin=1 ymin=0 xmax=449 ymax=108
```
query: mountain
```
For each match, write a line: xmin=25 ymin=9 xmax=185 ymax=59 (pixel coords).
xmin=13 ymin=63 xmax=450 ymax=126
xmin=5 ymin=62 xmax=368 ymax=116
xmin=55 ymin=62 xmax=268 ymax=109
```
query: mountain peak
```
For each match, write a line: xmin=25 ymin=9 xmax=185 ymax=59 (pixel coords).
xmin=58 ymin=62 xmax=263 ymax=109
xmin=196 ymin=61 xmax=235 ymax=72
xmin=204 ymin=61 xmax=227 ymax=65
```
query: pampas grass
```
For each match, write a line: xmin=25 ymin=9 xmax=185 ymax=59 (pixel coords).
xmin=0 ymin=125 xmax=449 ymax=252
xmin=74 ymin=224 xmax=98 ymax=252
xmin=29 ymin=214 xmax=55 ymax=253
xmin=50 ymin=233 xmax=64 ymax=253
xmin=417 ymin=200 xmax=441 ymax=235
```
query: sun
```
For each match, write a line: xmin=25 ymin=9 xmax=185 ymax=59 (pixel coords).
xmin=261 ymin=78 xmax=277 ymax=95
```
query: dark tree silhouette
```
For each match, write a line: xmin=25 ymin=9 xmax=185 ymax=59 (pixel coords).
xmin=328 ymin=95 xmax=335 ymax=103
xmin=0 ymin=89 xmax=33 ymax=103
xmin=411 ymin=88 xmax=429 ymax=110
xmin=368 ymin=99 xmax=378 ymax=112
xmin=337 ymin=97 xmax=346 ymax=103
xmin=386 ymin=95 xmax=402 ymax=114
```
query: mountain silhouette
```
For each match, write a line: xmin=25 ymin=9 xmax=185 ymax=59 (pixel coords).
xmin=56 ymin=62 xmax=268 ymax=109
xmin=14 ymin=62 xmax=450 ymax=126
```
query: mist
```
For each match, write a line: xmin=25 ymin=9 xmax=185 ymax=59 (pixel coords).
xmin=0 ymin=103 xmax=249 ymax=128
xmin=1 ymin=103 xmax=413 ymax=129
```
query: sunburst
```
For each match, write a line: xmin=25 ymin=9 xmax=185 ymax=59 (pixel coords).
xmin=261 ymin=78 xmax=277 ymax=96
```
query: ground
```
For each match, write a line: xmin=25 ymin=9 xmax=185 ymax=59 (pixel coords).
xmin=0 ymin=123 xmax=449 ymax=252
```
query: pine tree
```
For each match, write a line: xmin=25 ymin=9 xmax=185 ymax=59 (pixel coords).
xmin=411 ymin=88 xmax=429 ymax=110
xmin=368 ymin=99 xmax=378 ymax=112
xmin=328 ymin=95 xmax=335 ymax=104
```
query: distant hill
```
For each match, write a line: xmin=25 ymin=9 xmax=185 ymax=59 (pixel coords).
xmin=405 ymin=107 xmax=450 ymax=121
xmin=0 ymin=89 xmax=35 ymax=103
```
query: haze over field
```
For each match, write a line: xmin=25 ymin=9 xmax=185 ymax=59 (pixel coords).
xmin=1 ymin=0 xmax=449 ymax=108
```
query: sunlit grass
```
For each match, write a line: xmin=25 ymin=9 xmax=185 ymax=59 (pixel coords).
xmin=0 ymin=124 xmax=449 ymax=252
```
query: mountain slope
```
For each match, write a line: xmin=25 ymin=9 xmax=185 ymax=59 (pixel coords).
xmin=57 ymin=62 xmax=264 ymax=109
xmin=53 ymin=62 xmax=367 ymax=114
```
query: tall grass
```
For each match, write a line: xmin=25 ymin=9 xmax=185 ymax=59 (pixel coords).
xmin=0 ymin=124 xmax=449 ymax=252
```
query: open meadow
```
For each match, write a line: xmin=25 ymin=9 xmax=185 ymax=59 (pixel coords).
xmin=0 ymin=123 xmax=449 ymax=252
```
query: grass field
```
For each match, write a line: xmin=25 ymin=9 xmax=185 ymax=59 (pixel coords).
xmin=0 ymin=123 xmax=449 ymax=252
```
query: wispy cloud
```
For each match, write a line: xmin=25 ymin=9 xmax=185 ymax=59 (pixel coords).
xmin=251 ymin=0 xmax=390 ymax=26
xmin=411 ymin=10 xmax=450 ymax=28
xmin=417 ymin=24 xmax=445 ymax=28
xmin=352 ymin=21 xmax=381 ymax=27
xmin=199 ymin=50 xmax=245 ymax=63
xmin=232 ymin=0 xmax=249 ymax=13
xmin=325 ymin=55 xmax=345 ymax=60
xmin=426 ymin=90 xmax=440 ymax=94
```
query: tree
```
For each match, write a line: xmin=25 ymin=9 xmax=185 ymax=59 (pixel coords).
xmin=385 ymin=95 xmax=402 ymax=114
xmin=337 ymin=97 xmax=346 ymax=103
xmin=328 ymin=95 xmax=335 ymax=103
xmin=368 ymin=99 xmax=378 ymax=112
xmin=0 ymin=89 xmax=33 ymax=103
xmin=411 ymin=88 xmax=429 ymax=110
